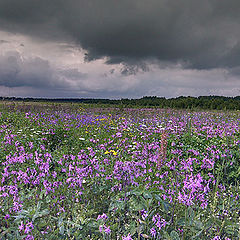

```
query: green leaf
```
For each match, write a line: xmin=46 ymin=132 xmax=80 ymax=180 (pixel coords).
xmin=176 ymin=218 xmax=186 ymax=226
xmin=187 ymin=206 xmax=194 ymax=225
xmin=170 ymin=230 xmax=180 ymax=240
xmin=129 ymin=221 xmax=137 ymax=235
xmin=162 ymin=230 xmax=171 ymax=240
xmin=87 ymin=221 xmax=98 ymax=228
xmin=38 ymin=221 xmax=48 ymax=229
xmin=143 ymin=191 xmax=152 ymax=199
xmin=131 ymin=189 xmax=143 ymax=196
xmin=191 ymin=229 xmax=203 ymax=239
xmin=115 ymin=200 xmax=125 ymax=210
xmin=59 ymin=225 xmax=65 ymax=235
xmin=32 ymin=212 xmax=39 ymax=222
xmin=58 ymin=216 xmax=64 ymax=227
xmin=193 ymin=220 xmax=203 ymax=230
xmin=162 ymin=200 xmax=171 ymax=213
xmin=133 ymin=203 xmax=144 ymax=211
xmin=154 ymin=194 xmax=162 ymax=201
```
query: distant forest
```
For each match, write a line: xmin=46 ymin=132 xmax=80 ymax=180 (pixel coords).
xmin=1 ymin=96 xmax=240 ymax=110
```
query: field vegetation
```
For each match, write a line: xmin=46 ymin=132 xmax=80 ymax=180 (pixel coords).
xmin=0 ymin=102 xmax=239 ymax=239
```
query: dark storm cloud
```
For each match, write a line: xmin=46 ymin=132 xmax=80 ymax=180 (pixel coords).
xmin=1 ymin=0 xmax=240 ymax=69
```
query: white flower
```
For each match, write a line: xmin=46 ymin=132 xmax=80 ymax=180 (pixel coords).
xmin=79 ymin=137 xmax=85 ymax=141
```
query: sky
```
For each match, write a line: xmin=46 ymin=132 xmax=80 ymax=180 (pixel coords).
xmin=0 ymin=0 xmax=240 ymax=99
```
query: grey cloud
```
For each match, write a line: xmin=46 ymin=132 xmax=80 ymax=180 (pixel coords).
xmin=0 ymin=0 xmax=240 ymax=70
xmin=1 ymin=61 xmax=240 ymax=99
xmin=0 ymin=51 xmax=86 ymax=89
xmin=229 ymin=67 xmax=240 ymax=76
xmin=120 ymin=63 xmax=150 ymax=76
xmin=0 ymin=39 xmax=9 ymax=44
xmin=109 ymin=69 xmax=115 ymax=74
xmin=60 ymin=68 xmax=87 ymax=80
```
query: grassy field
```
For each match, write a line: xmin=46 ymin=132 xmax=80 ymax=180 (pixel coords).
xmin=0 ymin=102 xmax=239 ymax=239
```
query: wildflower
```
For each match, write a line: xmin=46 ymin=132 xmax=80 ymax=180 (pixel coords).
xmin=211 ymin=236 xmax=221 ymax=240
xmin=178 ymin=228 xmax=183 ymax=233
xmin=150 ymin=227 xmax=156 ymax=237
xmin=40 ymin=145 xmax=45 ymax=150
xmin=110 ymin=149 xmax=118 ymax=156
xmin=116 ymin=132 xmax=122 ymax=137
xmin=104 ymin=226 xmax=111 ymax=234
xmin=97 ymin=213 xmax=108 ymax=220
xmin=152 ymin=214 xmax=167 ymax=230
xmin=29 ymin=142 xmax=33 ymax=149
xmin=140 ymin=209 xmax=148 ymax=220
xmin=19 ymin=221 xmax=24 ymax=231
xmin=25 ymin=235 xmax=34 ymax=240
xmin=24 ymin=221 xmax=34 ymax=234
xmin=122 ymin=234 xmax=133 ymax=240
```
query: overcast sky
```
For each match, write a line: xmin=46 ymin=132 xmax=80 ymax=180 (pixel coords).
xmin=0 ymin=0 xmax=240 ymax=98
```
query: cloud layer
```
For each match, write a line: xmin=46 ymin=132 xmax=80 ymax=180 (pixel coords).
xmin=0 ymin=0 xmax=240 ymax=97
xmin=1 ymin=0 xmax=240 ymax=68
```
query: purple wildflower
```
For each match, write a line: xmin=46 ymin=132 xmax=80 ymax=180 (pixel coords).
xmin=104 ymin=226 xmax=111 ymax=234
xmin=122 ymin=234 xmax=133 ymax=240
xmin=150 ymin=227 xmax=156 ymax=237
xmin=19 ymin=221 xmax=25 ymax=231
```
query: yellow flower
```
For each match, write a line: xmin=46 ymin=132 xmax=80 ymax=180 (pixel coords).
xmin=110 ymin=150 xmax=117 ymax=156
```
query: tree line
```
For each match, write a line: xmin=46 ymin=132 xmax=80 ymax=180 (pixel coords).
xmin=1 ymin=96 xmax=240 ymax=110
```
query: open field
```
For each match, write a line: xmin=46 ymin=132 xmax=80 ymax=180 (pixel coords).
xmin=0 ymin=103 xmax=239 ymax=239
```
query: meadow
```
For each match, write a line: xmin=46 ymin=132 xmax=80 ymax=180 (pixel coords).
xmin=0 ymin=102 xmax=239 ymax=239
